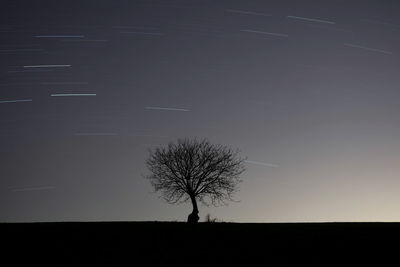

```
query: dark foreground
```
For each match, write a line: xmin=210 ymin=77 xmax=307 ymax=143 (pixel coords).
xmin=2 ymin=222 xmax=399 ymax=266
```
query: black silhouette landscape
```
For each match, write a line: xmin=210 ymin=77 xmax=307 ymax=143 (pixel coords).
xmin=3 ymin=221 xmax=400 ymax=266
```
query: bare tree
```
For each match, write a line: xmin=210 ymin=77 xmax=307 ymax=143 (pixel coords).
xmin=145 ymin=138 xmax=246 ymax=223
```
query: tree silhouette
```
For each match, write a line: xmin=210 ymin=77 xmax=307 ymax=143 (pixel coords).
xmin=145 ymin=138 xmax=246 ymax=223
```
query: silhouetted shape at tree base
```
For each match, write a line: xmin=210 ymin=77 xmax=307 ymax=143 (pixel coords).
xmin=187 ymin=211 xmax=199 ymax=223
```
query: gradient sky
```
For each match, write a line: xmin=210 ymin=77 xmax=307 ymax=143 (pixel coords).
xmin=1 ymin=0 xmax=400 ymax=222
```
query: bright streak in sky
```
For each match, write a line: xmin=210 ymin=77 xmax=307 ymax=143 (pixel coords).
xmin=74 ymin=133 xmax=118 ymax=136
xmin=41 ymin=82 xmax=89 ymax=85
xmin=120 ymin=31 xmax=165 ymax=36
xmin=23 ymin=64 xmax=71 ymax=68
xmin=11 ymin=186 xmax=56 ymax=192
xmin=343 ymin=43 xmax=393 ymax=55
xmin=240 ymin=29 xmax=289 ymax=38
xmin=225 ymin=9 xmax=272 ymax=17
xmin=34 ymin=35 xmax=85 ymax=38
xmin=0 ymin=48 xmax=44 ymax=52
xmin=245 ymin=160 xmax=280 ymax=168
xmin=50 ymin=93 xmax=96 ymax=97
xmin=131 ymin=134 xmax=169 ymax=138
xmin=8 ymin=69 xmax=53 ymax=73
xmin=287 ymin=15 xmax=336 ymax=24
xmin=60 ymin=39 xmax=108 ymax=42
xmin=0 ymin=99 xmax=32 ymax=104
xmin=113 ymin=26 xmax=160 ymax=30
xmin=145 ymin=106 xmax=190 ymax=112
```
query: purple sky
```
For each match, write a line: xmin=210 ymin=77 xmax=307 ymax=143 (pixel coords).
xmin=1 ymin=0 xmax=400 ymax=222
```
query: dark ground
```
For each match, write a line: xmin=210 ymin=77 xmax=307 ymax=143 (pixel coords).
xmin=2 ymin=222 xmax=399 ymax=266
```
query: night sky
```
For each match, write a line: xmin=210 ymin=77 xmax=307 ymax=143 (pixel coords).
xmin=1 ymin=0 xmax=400 ymax=222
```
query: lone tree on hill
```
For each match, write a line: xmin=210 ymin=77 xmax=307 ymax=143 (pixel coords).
xmin=145 ymin=138 xmax=246 ymax=223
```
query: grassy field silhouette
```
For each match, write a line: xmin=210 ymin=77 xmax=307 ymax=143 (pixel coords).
xmin=3 ymin=221 xmax=399 ymax=266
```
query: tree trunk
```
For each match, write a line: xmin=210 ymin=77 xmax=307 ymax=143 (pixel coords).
xmin=187 ymin=194 xmax=199 ymax=223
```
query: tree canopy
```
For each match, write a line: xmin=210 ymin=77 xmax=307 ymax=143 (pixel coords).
xmin=145 ymin=138 xmax=246 ymax=222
